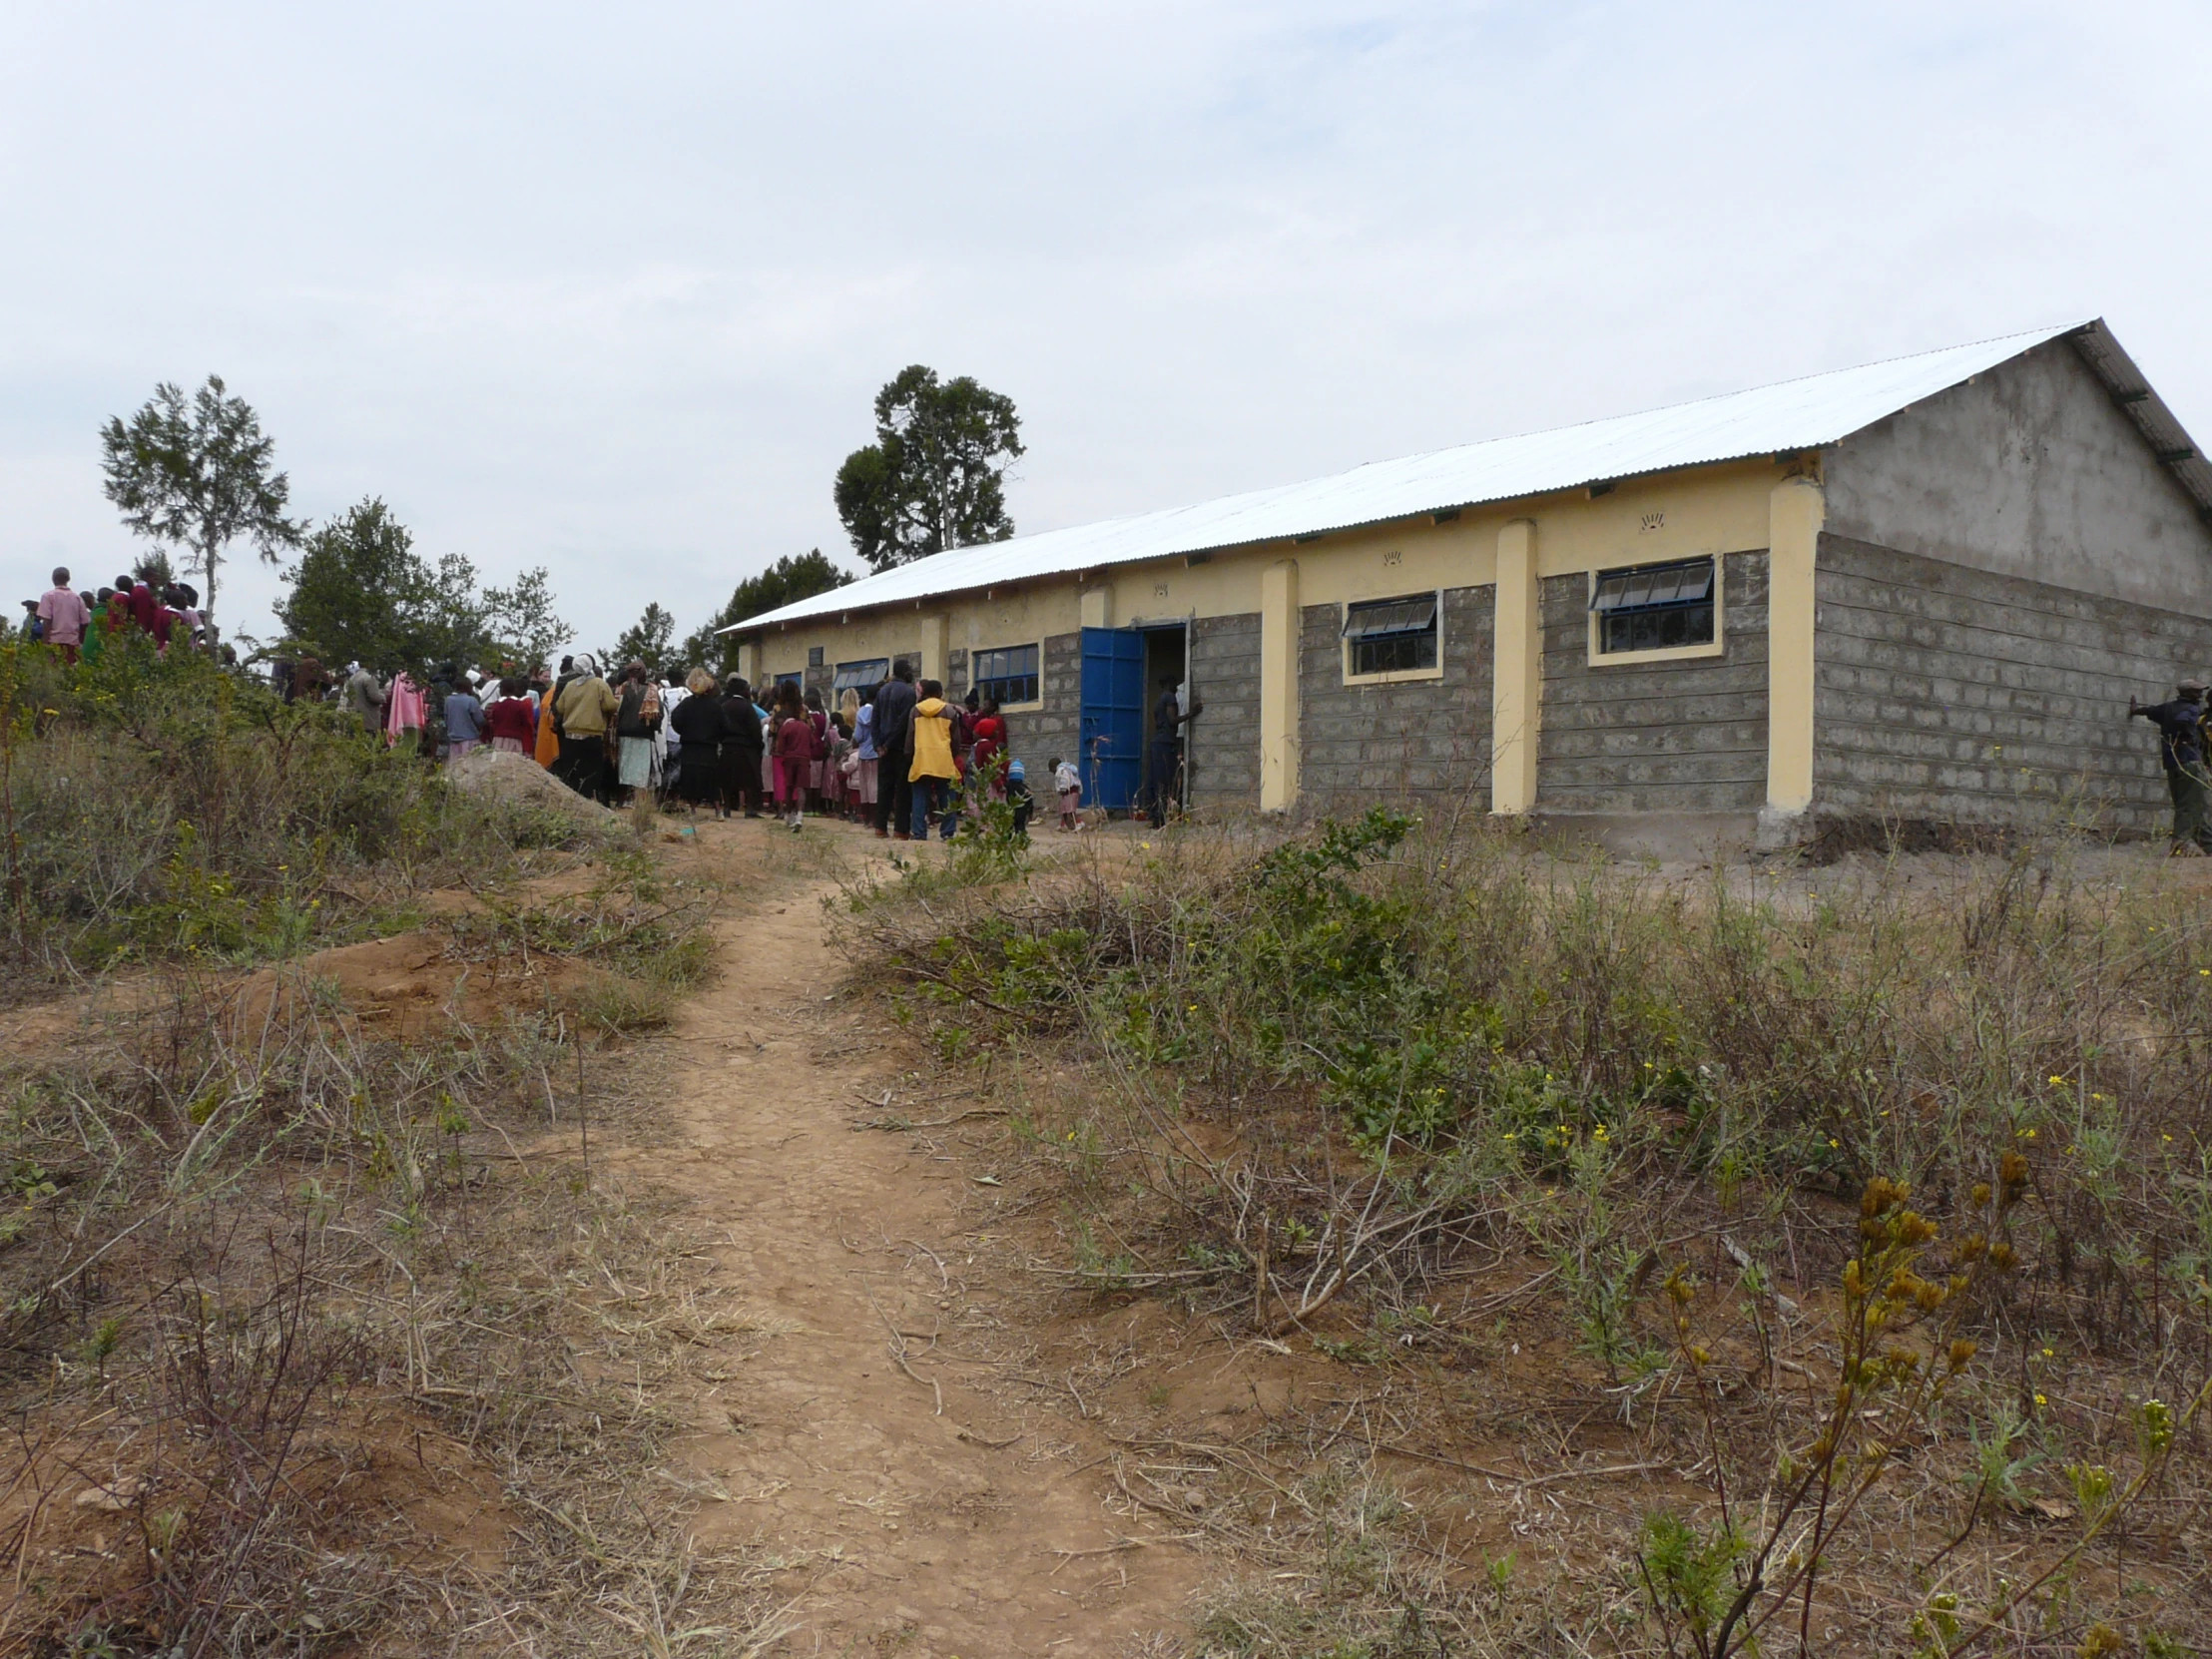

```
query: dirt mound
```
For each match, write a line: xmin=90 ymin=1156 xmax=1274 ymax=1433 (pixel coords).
xmin=227 ymin=930 xmax=597 ymax=1039
xmin=445 ymin=745 xmax=619 ymax=826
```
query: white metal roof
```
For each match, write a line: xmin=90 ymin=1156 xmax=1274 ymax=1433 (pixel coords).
xmin=729 ymin=320 xmax=2138 ymax=634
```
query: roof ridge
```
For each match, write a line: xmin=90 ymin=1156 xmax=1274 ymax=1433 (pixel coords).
xmin=1340 ymin=319 xmax=2091 ymax=474
xmin=726 ymin=319 xmax=2100 ymax=633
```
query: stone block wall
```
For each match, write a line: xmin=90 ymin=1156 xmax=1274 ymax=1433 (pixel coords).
xmin=1813 ymin=535 xmax=2212 ymax=833
xmin=1295 ymin=585 xmax=1493 ymax=808
xmin=1189 ymin=612 xmax=1262 ymax=809
xmin=1535 ymin=550 xmax=1770 ymax=815
xmin=999 ymin=631 xmax=1084 ymax=794
xmin=945 ymin=648 xmax=968 ymax=700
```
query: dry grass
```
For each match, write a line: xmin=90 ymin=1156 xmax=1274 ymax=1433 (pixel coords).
xmin=849 ymin=812 xmax=2212 ymax=1656
xmin=0 ymin=840 xmax=779 ymax=1657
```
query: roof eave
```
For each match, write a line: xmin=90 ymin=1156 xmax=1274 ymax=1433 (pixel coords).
xmin=720 ymin=450 xmax=1808 ymax=634
xmin=2066 ymin=319 xmax=2212 ymax=524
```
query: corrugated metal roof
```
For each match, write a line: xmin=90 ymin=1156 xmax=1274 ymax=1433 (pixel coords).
xmin=728 ymin=320 xmax=2116 ymax=634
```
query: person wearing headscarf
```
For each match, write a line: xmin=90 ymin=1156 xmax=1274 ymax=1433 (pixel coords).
xmin=342 ymin=662 xmax=386 ymax=734
xmin=554 ymin=654 xmax=620 ymax=800
xmin=385 ymin=670 xmax=427 ymax=748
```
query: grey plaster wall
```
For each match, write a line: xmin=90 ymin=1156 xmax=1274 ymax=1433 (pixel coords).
xmin=1189 ymin=612 xmax=1261 ymax=809
xmin=1813 ymin=535 xmax=2212 ymax=832
xmin=1824 ymin=337 xmax=2212 ymax=617
xmin=1534 ymin=550 xmax=1769 ymax=815
xmin=1296 ymin=585 xmax=1492 ymax=807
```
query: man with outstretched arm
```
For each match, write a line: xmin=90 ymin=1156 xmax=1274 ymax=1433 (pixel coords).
xmin=2130 ymin=678 xmax=2212 ymax=855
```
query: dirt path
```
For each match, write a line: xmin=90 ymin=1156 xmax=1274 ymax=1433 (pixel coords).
xmin=630 ymin=821 xmax=1202 ymax=1656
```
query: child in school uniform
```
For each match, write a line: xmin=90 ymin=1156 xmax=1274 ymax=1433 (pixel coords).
xmin=770 ymin=686 xmax=818 ymax=831
xmin=1052 ymin=756 xmax=1082 ymax=830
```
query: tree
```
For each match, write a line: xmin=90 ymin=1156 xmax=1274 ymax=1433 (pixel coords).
xmin=100 ymin=375 xmax=303 ymax=626
xmin=276 ymin=498 xmax=513 ymax=676
xmin=482 ymin=567 xmax=568 ymax=672
xmin=832 ymin=365 xmax=1023 ymax=571
xmin=420 ymin=553 xmax=494 ymax=670
xmin=681 ymin=549 xmax=852 ymax=675
xmin=276 ymin=498 xmax=434 ymax=671
xmin=607 ymin=603 xmax=677 ymax=675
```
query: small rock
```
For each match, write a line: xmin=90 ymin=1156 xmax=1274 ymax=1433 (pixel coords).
xmin=75 ymin=1476 xmax=144 ymax=1511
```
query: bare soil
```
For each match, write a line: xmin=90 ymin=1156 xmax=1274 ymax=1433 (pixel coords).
xmin=625 ymin=820 xmax=1215 ymax=1654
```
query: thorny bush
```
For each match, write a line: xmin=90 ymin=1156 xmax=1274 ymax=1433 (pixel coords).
xmin=854 ymin=810 xmax=2212 ymax=1651
xmin=0 ymin=635 xmax=592 ymax=984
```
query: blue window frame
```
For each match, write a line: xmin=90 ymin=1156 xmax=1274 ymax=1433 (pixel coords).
xmin=831 ymin=658 xmax=888 ymax=698
xmin=973 ymin=643 xmax=1040 ymax=706
xmin=1591 ymin=557 xmax=1716 ymax=654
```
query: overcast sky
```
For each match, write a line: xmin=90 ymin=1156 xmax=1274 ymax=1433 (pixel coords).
xmin=6 ymin=1 xmax=2210 ymax=656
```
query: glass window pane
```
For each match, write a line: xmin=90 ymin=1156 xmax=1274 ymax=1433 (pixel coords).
xmin=1592 ymin=559 xmax=1717 ymax=654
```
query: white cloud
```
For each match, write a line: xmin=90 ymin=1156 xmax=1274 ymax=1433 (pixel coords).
xmin=4 ymin=0 xmax=2209 ymax=653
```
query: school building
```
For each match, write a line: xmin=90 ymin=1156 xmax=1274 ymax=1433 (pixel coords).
xmin=724 ymin=320 xmax=2212 ymax=846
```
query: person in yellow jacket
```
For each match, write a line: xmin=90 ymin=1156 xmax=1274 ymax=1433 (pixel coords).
xmin=554 ymin=654 xmax=620 ymax=802
xmin=907 ymin=680 xmax=960 ymax=839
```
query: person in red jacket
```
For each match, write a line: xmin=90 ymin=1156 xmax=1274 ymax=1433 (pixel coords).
xmin=485 ymin=678 xmax=539 ymax=754
xmin=769 ymin=681 xmax=818 ymax=833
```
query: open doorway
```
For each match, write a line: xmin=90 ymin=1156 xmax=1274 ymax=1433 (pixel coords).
xmin=1141 ymin=622 xmax=1190 ymax=816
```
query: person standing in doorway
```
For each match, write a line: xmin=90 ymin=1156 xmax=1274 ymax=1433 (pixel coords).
xmin=872 ymin=662 xmax=918 ymax=839
xmin=2131 ymin=679 xmax=2212 ymax=854
xmin=1145 ymin=677 xmax=1202 ymax=829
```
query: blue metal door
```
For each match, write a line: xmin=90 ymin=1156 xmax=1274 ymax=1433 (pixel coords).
xmin=1079 ymin=627 xmax=1145 ymax=812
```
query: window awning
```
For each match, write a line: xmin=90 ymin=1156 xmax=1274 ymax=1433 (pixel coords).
xmin=1342 ymin=595 xmax=1437 ymax=639
xmin=1591 ymin=560 xmax=1714 ymax=614
xmin=831 ymin=658 xmax=889 ymax=694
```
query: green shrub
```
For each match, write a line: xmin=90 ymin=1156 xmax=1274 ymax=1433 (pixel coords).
xmin=0 ymin=638 xmax=599 ymax=976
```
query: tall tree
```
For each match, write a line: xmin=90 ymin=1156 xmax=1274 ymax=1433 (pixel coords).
xmin=833 ymin=365 xmax=1023 ymax=572
xmin=276 ymin=499 xmax=517 ymax=675
xmin=420 ymin=553 xmax=493 ymax=670
xmin=100 ymin=375 xmax=303 ymax=625
xmin=482 ymin=567 xmax=567 ymax=672
xmin=276 ymin=498 xmax=435 ymax=671
xmin=608 ymin=603 xmax=677 ymax=675
xmin=680 ymin=549 xmax=851 ymax=676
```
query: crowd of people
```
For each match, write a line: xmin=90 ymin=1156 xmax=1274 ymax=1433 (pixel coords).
xmin=19 ymin=567 xmax=1201 ymax=837
xmin=307 ymin=653 xmax=1057 ymax=839
xmin=22 ymin=564 xmax=213 ymax=663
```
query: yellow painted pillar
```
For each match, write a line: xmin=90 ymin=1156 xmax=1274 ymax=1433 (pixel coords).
xmin=1079 ymin=586 xmax=1112 ymax=630
xmin=1489 ymin=519 xmax=1541 ymax=815
xmin=1259 ymin=559 xmax=1300 ymax=812
xmin=736 ymin=640 xmax=757 ymax=685
xmin=1765 ymin=477 xmax=1824 ymax=818
xmin=919 ymin=614 xmax=948 ymax=687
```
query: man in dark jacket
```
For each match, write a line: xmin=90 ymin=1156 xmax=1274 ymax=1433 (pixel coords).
xmin=1146 ymin=679 xmax=1202 ymax=829
xmin=2131 ymin=679 xmax=2212 ymax=854
xmin=871 ymin=662 xmax=919 ymax=838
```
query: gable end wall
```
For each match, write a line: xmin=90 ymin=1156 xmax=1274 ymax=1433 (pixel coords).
xmin=1823 ymin=337 xmax=2212 ymax=616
